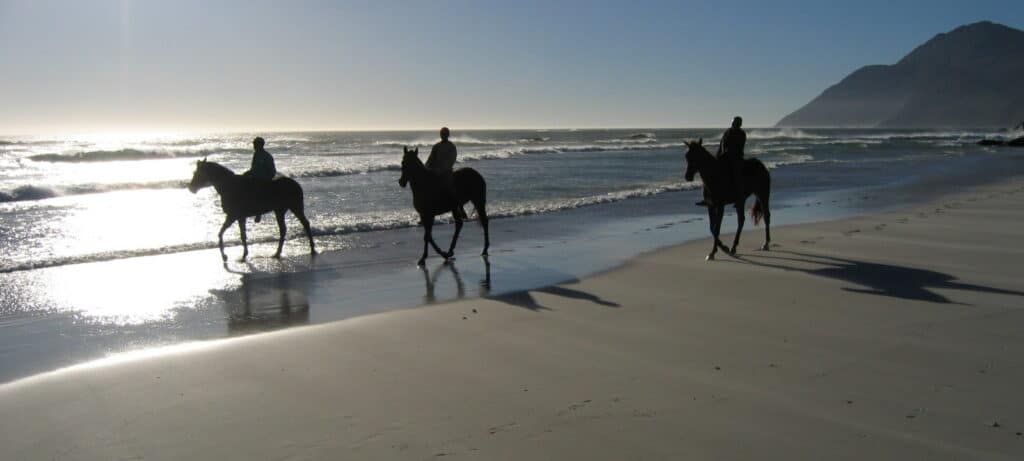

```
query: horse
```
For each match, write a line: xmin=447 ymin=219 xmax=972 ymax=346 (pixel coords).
xmin=188 ymin=159 xmax=316 ymax=261
xmin=683 ymin=138 xmax=772 ymax=260
xmin=399 ymin=146 xmax=490 ymax=266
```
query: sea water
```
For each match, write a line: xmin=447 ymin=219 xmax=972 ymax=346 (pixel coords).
xmin=1 ymin=128 xmax=1022 ymax=382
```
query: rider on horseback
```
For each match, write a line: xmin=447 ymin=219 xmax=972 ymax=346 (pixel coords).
xmin=427 ymin=127 xmax=467 ymax=220
xmin=695 ymin=116 xmax=746 ymax=206
xmin=243 ymin=136 xmax=277 ymax=222
xmin=718 ymin=116 xmax=746 ymax=201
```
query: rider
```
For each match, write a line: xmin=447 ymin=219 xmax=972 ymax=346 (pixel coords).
xmin=426 ymin=127 xmax=467 ymax=219
xmin=243 ymin=136 xmax=277 ymax=222
xmin=695 ymin=116 xmax=746 ymax=206
xmin=717 ymin=116 xmax=746 ymax=201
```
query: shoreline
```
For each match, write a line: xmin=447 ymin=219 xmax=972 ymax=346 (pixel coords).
xmin=1 ymin=158 xmax=1021 ymax=384
xmin=3 ymin=178 xmax=1024 ymax=459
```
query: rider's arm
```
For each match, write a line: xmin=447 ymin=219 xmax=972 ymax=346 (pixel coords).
xmin=266 ymin=153 xmax=277 ymax=177
xmin=425 ymin=144 xmax=439 ymax=169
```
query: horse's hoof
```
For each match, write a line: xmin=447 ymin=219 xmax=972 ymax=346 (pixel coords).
xmin=760 ymin=244 xmax=770 ymax=251
xmin=706 ymin=254 xmax=715 ymax=261
xmin=417 ymin=259 xmax=426 ymax=266
xmin=272 ymin=253 xmax=282 ymax=259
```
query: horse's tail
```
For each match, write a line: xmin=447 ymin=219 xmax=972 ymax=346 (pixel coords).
xmin=455 ymin=167 xmax=487 ymax=225
xmin=474 ymin=177 xmax=487 ymax=226
xmin=275 ymin=176 xmax=305 ymax=211
xmin=745 ymin=159 xmax=770 ymax=226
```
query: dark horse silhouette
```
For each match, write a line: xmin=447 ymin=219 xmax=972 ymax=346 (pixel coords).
xmin=399 ymin=146 xmax=490 ymax=266
xmin=683 ymin=138 xmax=771 ymax=260
xmin=188 ymin=159 xmax=316 ymax=261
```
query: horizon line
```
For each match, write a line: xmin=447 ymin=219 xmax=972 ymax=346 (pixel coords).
xmin=0 ymin=125 xmax=767 ymax=137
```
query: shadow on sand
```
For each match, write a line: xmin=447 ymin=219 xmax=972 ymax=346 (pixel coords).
xmin=495 ymin=284 xmax=620 ymax=311
xmin=733 ymin=250 xmax=1024 ymax=305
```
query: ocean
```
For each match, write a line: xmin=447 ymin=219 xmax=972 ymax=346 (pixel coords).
xmin=1 ymin=128 xmax=1022 ymax=382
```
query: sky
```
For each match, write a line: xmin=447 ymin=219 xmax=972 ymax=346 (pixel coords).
xmin=1 ymin=0 xmax=1023 ymax=134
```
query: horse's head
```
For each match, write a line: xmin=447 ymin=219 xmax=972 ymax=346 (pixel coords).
xmin=188 ymin=158 xmax=212 ymax=193
xmin=683 ymin=138 xmax=706 ymax=182
xmin=398 ymin=146 xmax=419 ymax=188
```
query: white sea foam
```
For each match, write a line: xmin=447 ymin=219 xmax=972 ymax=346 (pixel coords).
xmin=0 ymin=181 xmax=701 ymax=272
xmin=746 ymin=128 xmax=828 ymax=140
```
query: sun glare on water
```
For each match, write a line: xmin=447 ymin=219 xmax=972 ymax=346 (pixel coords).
xmin=42 ymin=248 xmax=240 ymax=325
xmin=14 ymin=132 xmax=245 ymax=325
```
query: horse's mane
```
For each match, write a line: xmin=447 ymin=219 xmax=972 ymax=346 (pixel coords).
xmin=688 ymin=141 xmax=714 ymax=160
xmin=404 ymin=152 xmax=426 ymax=169
xmin=199 ymin=161 xmax=237 ymax=177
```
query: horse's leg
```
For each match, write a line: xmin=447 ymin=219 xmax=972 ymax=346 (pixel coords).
xmin=761 ymin=192 xmax=772 ymax=251
xmin=730 ymin=198 xmax=746 ymax=255
xmin=709 ymin=204 xmax=729 ymax=253
xmin=218 ymin=216 xmax=236 ymax=262
xmin=237 ymin=217 xmax=249 ymax=261
xmin=472 ymin=197 xmax=490 ymax=256
xmin=292 ymin=207 xmax=316 ymax=256
xmin=425 ymin=217 xmax=448 ymax=258
xmin=706 ymin=206 xmax=720 ymax=260
xmin=446 ymin=214 xmax=463 ymax=261
xmin=419 ymin=215 xmax=434 ymax=266
xmin=273 ymin=209 xmax=287 ymax=258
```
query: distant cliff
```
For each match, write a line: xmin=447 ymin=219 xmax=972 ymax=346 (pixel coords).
xmin=777 ymin=21 xmax=1024 ymax=129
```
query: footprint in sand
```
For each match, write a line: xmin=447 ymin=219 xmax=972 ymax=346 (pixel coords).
xmin=557 ymin=399 xmax=593 ymax=416
xmin=487 ymin=422 xmax=518 ymax=435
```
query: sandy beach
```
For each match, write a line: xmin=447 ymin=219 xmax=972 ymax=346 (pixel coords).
xmin=2 ymin=178 xmax=1024 ymax=460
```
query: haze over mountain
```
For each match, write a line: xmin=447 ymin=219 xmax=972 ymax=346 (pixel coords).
xmin=777 ymin=21 xmax=1024 ymax=129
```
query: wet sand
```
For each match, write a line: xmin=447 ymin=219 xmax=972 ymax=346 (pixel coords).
xmin=2 ymin=179 xmax=1024 ymax=460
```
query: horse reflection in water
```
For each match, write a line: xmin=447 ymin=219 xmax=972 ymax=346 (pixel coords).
xmin=217 ymin=264 xmax=311 ymax=334
xmin=421 ymin=258 xmax=492 ymax=304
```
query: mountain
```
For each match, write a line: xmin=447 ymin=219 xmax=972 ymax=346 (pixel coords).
xmin=776 ymin=21 xmax=1024 ymax=129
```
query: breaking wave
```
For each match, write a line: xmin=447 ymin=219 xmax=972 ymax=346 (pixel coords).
xmin=0 ymin=180 xmax=188 ymax=203
xmin=746 ymin=129 xmax=828 ymax=140
xmin=0 ymin=181 xmax=701 ymax=273
xmin=27 ymin=148 xmax=245 ymax=163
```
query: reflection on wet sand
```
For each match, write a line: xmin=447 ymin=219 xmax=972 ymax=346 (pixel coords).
xmin=421 ymin=257 xmax=492 ymax=304
xmin=215 ymin=263 xmax=311 ymax=334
